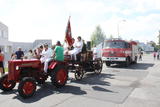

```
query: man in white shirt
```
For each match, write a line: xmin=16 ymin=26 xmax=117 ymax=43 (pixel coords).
xmin=68 ymin=36 xmax=83 ymax=60
xmin=40 ymin=44 xmax=53 ymax=73
xmin=92 ymin=45 xmax=98 ymax=60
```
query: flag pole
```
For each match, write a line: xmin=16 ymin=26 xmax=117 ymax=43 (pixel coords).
xmin=63 ymin=16 xmax=71 ymax=47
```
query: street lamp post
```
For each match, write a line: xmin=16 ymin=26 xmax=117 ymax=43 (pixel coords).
xmin=117 ymin=20 xmax=126 ymax=38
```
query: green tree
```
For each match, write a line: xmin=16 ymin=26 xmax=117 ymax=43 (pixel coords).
xmin=109 ymin=34 xmax=113 ymax=39
xmin=91 ymin=25 xmax=106 ymax=47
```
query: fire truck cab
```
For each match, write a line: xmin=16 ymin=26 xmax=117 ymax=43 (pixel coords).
xmin=102 ymin=39 xmax=138 ymax=67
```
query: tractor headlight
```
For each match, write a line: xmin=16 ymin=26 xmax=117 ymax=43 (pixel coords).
xmin=16 ymin=66 xmax=19 ymax=70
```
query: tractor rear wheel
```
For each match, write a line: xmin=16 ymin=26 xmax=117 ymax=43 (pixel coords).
xmin=133 ymin=56 xmax=137 ymax=64
xmin=124 ymin=57 xmax=130 ymax=67
xmin=0 ymin=74 xmax=16 ymax=91
xmin=18 ymin=77 xmax=36 ymax=98
xmin=50 ymin=65 xmax=68 ymax=88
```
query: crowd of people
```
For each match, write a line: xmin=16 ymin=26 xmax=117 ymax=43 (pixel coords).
xmin=0 ymin=36 xmax=98 ymax=75
xmin=0 ymin=49 xmax=5 ymax=76
xmin=10 ymin=36 xmax=86 ymax=60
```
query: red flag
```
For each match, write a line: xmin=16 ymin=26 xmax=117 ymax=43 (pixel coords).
xmin=65 ymin=17 xmax=73 ymax=47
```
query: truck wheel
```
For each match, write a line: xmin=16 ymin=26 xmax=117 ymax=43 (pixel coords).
xmin=133 ymin=56 xmax=137 ymax=64
xmin=94 ymin=59 xmax=103 ymax=74
xmin=105 ymin=62 xmax=110 ymax=67
xmin=18 ymin=77 xmax=36 ymax=98
xmin=0 ymin=74 xmax=16 ymax=91
xmin=50 ymin=65 xmax=68 ymax=88
xmin=124 ymin=58 xmax=130 ymax=67
xmin=75 ymin=66 xmax=84 ymax=80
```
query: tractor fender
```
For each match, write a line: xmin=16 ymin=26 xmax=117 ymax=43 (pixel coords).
xmin=48 ymin=61 xmax=58 ymax=70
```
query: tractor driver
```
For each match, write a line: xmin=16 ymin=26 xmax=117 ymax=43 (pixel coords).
xmin=43 ymin=41 xmax=64 ymax=74
xmin=53 ymin=41 xmax=64 ymax=61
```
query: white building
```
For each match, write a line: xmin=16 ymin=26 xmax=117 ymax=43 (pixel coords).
xmin=138 ymin=42 xmax=154 ymax=52
xmin=0 ymin=21 xmax=52 ymax=67
xmin=12 ymin=39 xmax=52 ymax=53
xmin=0 ymin=22 xmax=12 ymax=62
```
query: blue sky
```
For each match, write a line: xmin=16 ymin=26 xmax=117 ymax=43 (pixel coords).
xmin=0 ymin=0 xmax=160 ymax=44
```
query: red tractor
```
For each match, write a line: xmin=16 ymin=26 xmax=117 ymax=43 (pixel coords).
xmin=0 ymin=59 xmax=68 ymax=98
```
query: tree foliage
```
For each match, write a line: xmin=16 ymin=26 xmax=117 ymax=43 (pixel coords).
xmin=109 ymin=35 xmax=113 ymax=39
xmin=91 ymin=25 xmax=106 ymax=46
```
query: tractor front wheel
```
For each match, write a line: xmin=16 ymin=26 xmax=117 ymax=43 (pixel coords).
xmin=0 ymin=74 xmax=16 ymax=91
xmin=18 ymin=77 xmax=36 ymax=98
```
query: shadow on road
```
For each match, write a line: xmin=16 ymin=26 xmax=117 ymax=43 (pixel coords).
xmin=110 ymin=63 xmax=154 ymax=70
xmin=12 ymin=83 xmax=86 ymax=103
xmin=92 ymin=86 xmax=116 ymax=93
xmin=1 ymin=73 xmax=115 ymax=103
xmin=0 ymin=89 xmax=17 ymax=95
xmin=71 ymin=73 xmax=114 ymax=86
xmin=55 ymin=85 xmax=87 ymax=95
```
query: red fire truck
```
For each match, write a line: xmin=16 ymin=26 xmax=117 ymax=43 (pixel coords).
xmin=102 ymin=39 xmax=138 ymax=67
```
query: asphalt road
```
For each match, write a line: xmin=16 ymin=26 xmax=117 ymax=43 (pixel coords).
xmin=0 ymin=54 xmax=160 ymax=107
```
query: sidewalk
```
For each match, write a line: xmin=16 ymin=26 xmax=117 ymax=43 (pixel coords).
xmin=116 ymin=54 xmax=160 ymax=107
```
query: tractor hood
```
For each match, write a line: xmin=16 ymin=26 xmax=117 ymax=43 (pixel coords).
xmin=8 ymin=59 xmax=41 ymax=81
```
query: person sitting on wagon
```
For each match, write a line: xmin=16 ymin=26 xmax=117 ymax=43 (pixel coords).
xmin=92 ymin=45 xmax=98 ymax=60
xmin=81 ymin=40 xmax=87 ymax=61
xmin=43 ymin=41 xmax=64 ymax=74
xmin=68 ymin=36 xmax=83 ymax=60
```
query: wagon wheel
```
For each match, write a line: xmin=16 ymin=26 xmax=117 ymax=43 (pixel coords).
xmin=75 ymin=66 xmax=84 ymax=80
xmin=18 ymin=77 xmax=36 ymax=98
xmin=0 ymin=74 xmax=16 ymax=91
xmin=94 ymin=58 xmax=103 ymax=74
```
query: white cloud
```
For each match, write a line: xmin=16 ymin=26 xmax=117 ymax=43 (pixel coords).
xmin=0 ymin=0 xmax=160 ymax=44
xmin=100 ymin=13 xmax=160 ymax=43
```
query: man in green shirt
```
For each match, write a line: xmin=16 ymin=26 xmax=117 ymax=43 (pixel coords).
xmin=43 ymin=41 xmax=64 ymax=74
xmin=54 ymin=41 xmax=64 ymax=61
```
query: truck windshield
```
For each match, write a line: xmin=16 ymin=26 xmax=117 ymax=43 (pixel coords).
xmin=104 ymin=41 xmax=127 ymax=48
